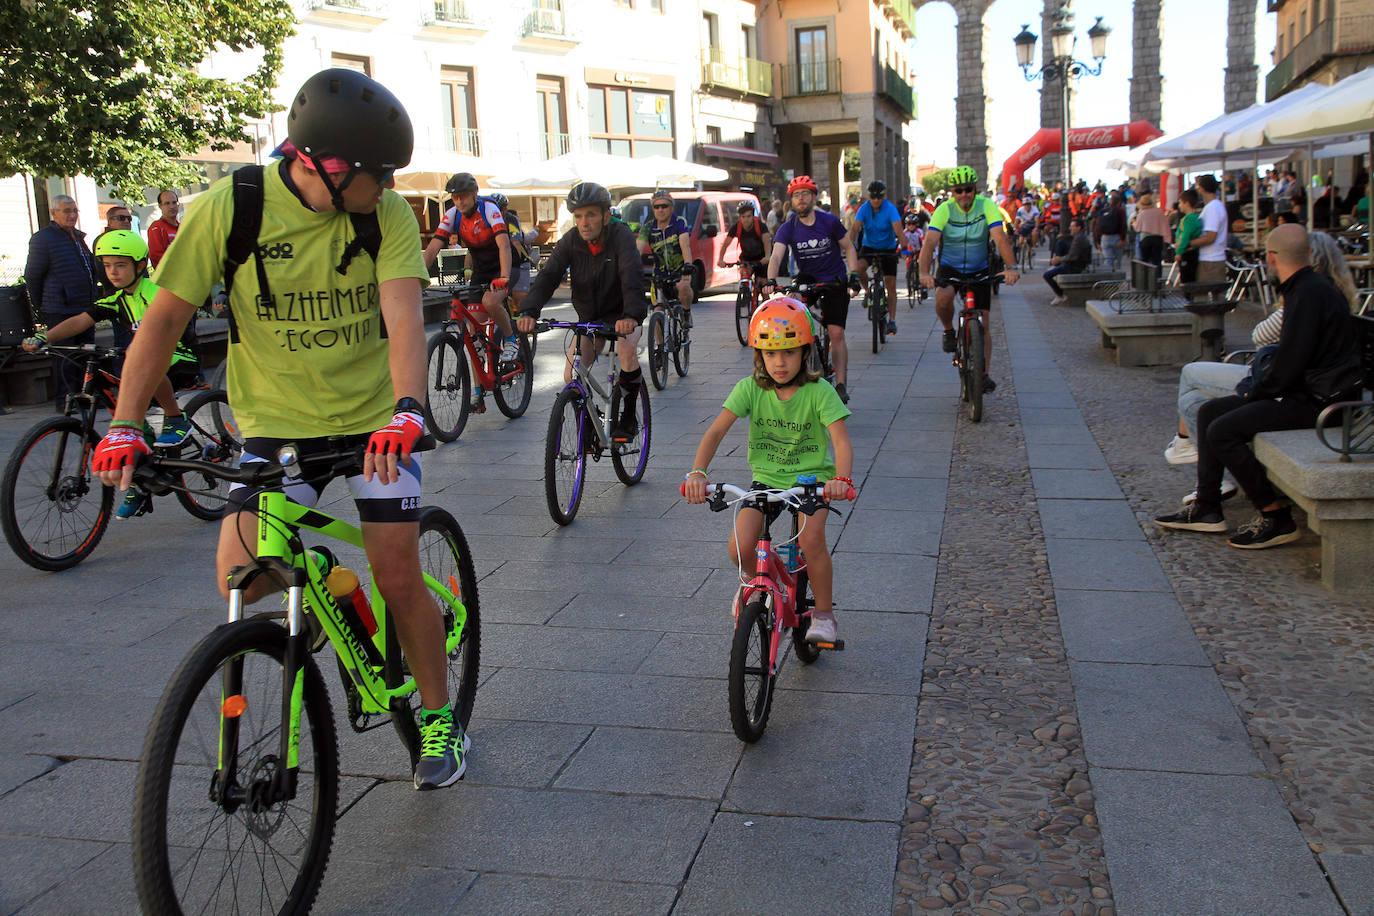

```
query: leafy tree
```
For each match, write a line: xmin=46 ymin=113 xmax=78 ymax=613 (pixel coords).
xmin=842 ymin=148 xmax=861 ymax=182
xmin=921 ymin=168 xmax=956 ymax=194
xmin=0 ymin=1 xmax=295 ymax=203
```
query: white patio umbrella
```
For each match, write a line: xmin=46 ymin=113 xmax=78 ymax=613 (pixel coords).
xmin=490 ymin=151 xmax=730 ymax=190
xmin=635 ymin=156 xmax=730 ymax=186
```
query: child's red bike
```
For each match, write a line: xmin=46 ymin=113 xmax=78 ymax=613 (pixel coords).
xmin=684 ymin=477 xmax=855 ymax=742
xmin=424 ymin=281 xmax=534 ymax=442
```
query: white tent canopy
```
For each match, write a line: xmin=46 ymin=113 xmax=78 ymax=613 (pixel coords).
xmin=1194 ymin=82 xmax=1330 ymax=153
xmin=1264 ymin=67 xmax=1374 ymax=144
xmin=489 ymin=151 xmax=728 ymax=190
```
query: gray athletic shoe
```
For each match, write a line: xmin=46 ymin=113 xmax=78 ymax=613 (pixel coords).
xmin=413 ymin=713 xmax=470 ymax=790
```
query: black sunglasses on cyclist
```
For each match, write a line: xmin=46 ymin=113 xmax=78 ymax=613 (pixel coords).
xmin=652 ymin=203 xmax=671 ymax=210
xmin=952 ymin=185 xmax=976 ymax=194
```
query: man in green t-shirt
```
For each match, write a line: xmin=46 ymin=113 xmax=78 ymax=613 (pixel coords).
xmin=92 ymin=69 xmax=467 ymax=791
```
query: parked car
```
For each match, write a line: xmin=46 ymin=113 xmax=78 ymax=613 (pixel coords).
xmin=618 ymin=190 xmax=762 ymax=293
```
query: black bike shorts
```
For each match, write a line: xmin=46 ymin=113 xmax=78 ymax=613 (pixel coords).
xmin=936 ymin=265 xmax=993 ymax=311
xmin=227 ymin=435 xmax=423 ymax=524
xmin=794 ymin=274 xmax=850 ymax=329
xmin=858 ymin=248 xmax=899 ymax=277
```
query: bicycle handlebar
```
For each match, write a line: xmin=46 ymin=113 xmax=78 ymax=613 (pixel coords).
xmin=678 ymin=479 xmax=857 ymax=509
xmin=534 ymin=319 xmax=625 ymax=340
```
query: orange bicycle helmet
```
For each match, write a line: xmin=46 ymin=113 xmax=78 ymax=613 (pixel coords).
xmin=787 ymin=175 xmax=818 ymax=196
xmin=749 ymin=297 xmax=815 ymax=350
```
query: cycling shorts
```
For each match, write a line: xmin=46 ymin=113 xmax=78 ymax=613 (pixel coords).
xmin=858 ymin=248 xmax=899 ymax=277
xmin=794 ymin=274 xmax=850 ymax=329
xmin=936 ymin=265 xmax=993 ymax=311
xmin=471 ymin=265 xmax=506 ymax=288
xmin=227 ymin=435 xmax=423 ymax=523
xmin=511 ymin=262 xmax=532 ymax=293
xmin=1017 ymin=222 xmax=1035 ymax=237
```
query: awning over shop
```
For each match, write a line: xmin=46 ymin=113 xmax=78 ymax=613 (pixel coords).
xmin=699 ymin=144 xmax=779 ymax=165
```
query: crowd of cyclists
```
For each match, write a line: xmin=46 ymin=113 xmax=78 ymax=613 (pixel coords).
xmin=59 ymin=66 xmax=1036 ymax=796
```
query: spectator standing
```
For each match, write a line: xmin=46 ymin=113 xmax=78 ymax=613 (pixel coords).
xmin=1043 ymin=217 xmax=1092 ymax=304
xmin=766 ymin=199 xmax=783 ymax=233
xmin=1190 ymin=175 xmax=1229 ymax=285
xmin=1094 ymin=190 xmax=1128 ymax=272
xmin=23 ymin=195 xmax=99 ymax=408
xmin=1174 ymin=189 xmax=1203 ymax=283
xmin=1154 ymin=223 xmax=1364 ymax=548
xmin=1132 ymin=193 xmax=1170 ymax=268
xmin=146 ymin=189 xmax=181 ymax=268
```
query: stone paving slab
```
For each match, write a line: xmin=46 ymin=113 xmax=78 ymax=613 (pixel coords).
xmin=830 ymin=551 xmax=937 ymax=612
xmin=0 ymin=835 xmax=112 ymax=913
xmin=1045 ymin=537 xmax=1172 ymax=592
xmin=675 ymin=814 xmax=899 ymax=915
xmin=311 ymin=861 xmax=477 ymax=916
xmin=852 ymin=475 xmax=947 ymax=513
xmin=780 ymin=609 xmax=929 ymax=697
xmin=548 ymin=593 xmax=729 ymax=634
xmin=1071 ymin=661 xmax=1260 ymax=775
xmin=480 ymin=622 xmax=663 ymax=674
xmin=723 ymin=688 xmax=918 ymax=821
xmin=868 ymin=449 xmax=953 ymax=479
xmin=1093 ymin=768 xmax=1340 ymax=915
xmin=476 ymin=668 xmax=727 ymax=732
xmin=1055 ymin=589 xmax=1210 ymax=666
xmin=1321 ymin=853 xmax=1374 ymax=915
xmin=334 ymin=783 xmax=714 ymax=884
xmin=553 ymin=726 xmax=742 ymax=799
xmin=452 ymin=874 xmax=676 ymax=916
xmin=1037 ymin=498 xmax=1145 ymax=541
xmin=477 ymin=587 xmax=574 ymax=625
xmin=1030 ymin=467 xmax=1125 ymax=500
xmin=835 ymin=509 xmax=943 ymax=556
xmin=480 ymin=560 xmax=710 ymax=597
xmin=1024 ymin=441 xmax=1109 ymax=470
xmin=1022 ymin=423 xmax=1098 ymax=447
xmin=0 ymin=752 xmax=58 ymax=798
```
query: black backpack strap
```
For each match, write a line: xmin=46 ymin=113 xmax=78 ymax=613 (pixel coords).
xmin=338 ymin=211 xmax=382 ymax=276
xmin=223 ymin=165 xmax=266 ymax=344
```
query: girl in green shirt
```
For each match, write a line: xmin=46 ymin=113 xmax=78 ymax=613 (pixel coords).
xmin=684 ymin=297 xmax=854 ymax=645
xmin=1173 ymin=189 xmax=1202 ymax=283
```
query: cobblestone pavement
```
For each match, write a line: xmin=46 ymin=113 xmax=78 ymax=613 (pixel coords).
xmin=0 ymin=280 xmax=1367 ymax=914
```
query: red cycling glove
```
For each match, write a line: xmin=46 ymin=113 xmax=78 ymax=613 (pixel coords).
xmin=366 ymin=410 xmax=425 ymax=460
xmin=91 ymin=426 xmax=151 ymax=475
xmin=491 ymin=277 xmax=509 ymax=291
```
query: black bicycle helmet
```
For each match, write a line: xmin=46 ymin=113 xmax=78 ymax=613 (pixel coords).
xmin=867 ymin=180 xmax=887 ymax=195
xmin=566 ymin=182 xmax=612 ymax=210
xmin=489 ymin=192 xmax=509 ymax=211
xmin=286 ymin=68 xmax=413 ymax=209
xmin=737 ymin=201 xmax=756 ymax=214
xmin=446 ymin=172 xmax=479 ymax=195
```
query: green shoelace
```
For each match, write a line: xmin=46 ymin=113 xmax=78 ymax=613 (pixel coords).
xmin=419 ymin=716 xmax=455 ymax=758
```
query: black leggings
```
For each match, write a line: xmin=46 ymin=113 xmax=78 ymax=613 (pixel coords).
xmin=1196 ymin=395 xmax=1321 ymax=510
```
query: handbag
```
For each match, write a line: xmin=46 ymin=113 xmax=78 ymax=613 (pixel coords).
xmin=1234 ymin=344 xmax=1280 ymax=399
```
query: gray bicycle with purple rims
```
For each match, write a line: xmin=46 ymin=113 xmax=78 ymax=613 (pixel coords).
xmin=537 ymin=320 xmax=652 ymax=525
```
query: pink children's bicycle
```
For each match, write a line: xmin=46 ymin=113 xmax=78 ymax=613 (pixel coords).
xmin=683 ymin=476 xmax=855 ymax=742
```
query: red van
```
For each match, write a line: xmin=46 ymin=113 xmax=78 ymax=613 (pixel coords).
xmin=618 ymin=190 xmax=762 ymax=293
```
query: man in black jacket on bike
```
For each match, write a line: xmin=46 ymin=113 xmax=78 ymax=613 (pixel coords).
xmin=1155 ymin=223 xmax=1363 ymax=548
xmin=518 ymin=182 xmax=648 ymax=441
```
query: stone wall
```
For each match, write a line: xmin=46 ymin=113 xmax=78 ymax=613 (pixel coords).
xmin=1129 ymin=0 xmax=1163 ymax=129
xmin=1224 ymin=0 xmax=1258 ymax=112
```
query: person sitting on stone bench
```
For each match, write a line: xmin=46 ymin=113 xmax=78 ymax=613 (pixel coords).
xmin=1153 ymin=223 xmax=1364 ymax=549
xmin=1043 ymin=217 xmax=1092 ymax=305
xmin=1163 ymin=230 xmax=1359 ymax=505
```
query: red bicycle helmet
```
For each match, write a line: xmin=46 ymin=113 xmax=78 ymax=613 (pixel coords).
xmin=787 ymin=175 xmax=818 ymax=196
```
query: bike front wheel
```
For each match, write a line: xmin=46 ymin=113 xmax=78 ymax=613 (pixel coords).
xmin=425 ymin=332 xmax=471 ymax=443
xmin=671 ymin=312 xmax=690 ymax=377
xmin=963 ymin=318 xmax=985 ymax=423
xmin=734 ymin=285 xmax=751 ymax=346
xmin=175 ymin=389 xmax=243 ymax=521
xmin=132 ymin=619 xmax=339 ymax=916
xmin=729 ymin=598 xmax=776 ymax=742
xmin=610 ymin=380 xmax=651 ymax=486
xmin=543 ymin=388 xmax=588 ymax=525
xmin=493 ymin=333 xmax=534 ymax=419
xmin=1 ymin=415 xmax=112 ymax=571
xmin=646 ymin=311 xmax=668 ymax=390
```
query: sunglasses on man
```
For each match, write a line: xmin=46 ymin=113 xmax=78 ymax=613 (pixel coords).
xmin=109 ymin=214 xmax=132 ymax=222
xmin=652 ymin=203 xmax=672 ymax=210
xmin=952 ymin=186 xmax=976 ymax=195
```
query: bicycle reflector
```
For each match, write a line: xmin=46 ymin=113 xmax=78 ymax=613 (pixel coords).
xmin=221 ymin=695 xmax=248 ymax=718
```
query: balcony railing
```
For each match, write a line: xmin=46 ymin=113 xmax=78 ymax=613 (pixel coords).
xmin=701 ymin=52 xmax=773 ymax=97
xmin=540 ymin=131 xmax=571 ymax=160
xmin=445 ymin=127 xmax=482 ymax=157
xmin=1266 ymin=15 xmax=1374 ymax=99
xmin=881 ymin=65 xmax=917 ymax=119
xmin=522 ymin=1 xmax=565 ymax=36
xmin=433 ymin=0 xmax=474 ymax=23
xmin=305 ymin=0 xmax=386 ymax=12
xmin=883 ymin=0 xmax=917 ymax=40
xmin=781 ymin=59 xmax=841 ymax=97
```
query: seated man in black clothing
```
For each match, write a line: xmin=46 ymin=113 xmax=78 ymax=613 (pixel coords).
xmin=1043 ymin=218 xmax=1092 ymax=304
xmin=1154 ymin=223 xmax=1363 ymax=549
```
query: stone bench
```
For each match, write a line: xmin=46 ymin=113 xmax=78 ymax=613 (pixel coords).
xmin=1253 ymin=429 xmax=1374 ymax=592
xmin=1057 ymin=272 xmax=1125 ymax=308
xmin=1086 ymin=300 xmax=1197 ymax=367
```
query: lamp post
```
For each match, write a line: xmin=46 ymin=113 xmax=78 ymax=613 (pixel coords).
xmin=1015 ymin=3 xmax=1110 ymax=232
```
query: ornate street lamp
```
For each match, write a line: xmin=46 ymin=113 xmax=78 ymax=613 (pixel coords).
xmin=1014 ymin=2 xmax=1109 ymax=226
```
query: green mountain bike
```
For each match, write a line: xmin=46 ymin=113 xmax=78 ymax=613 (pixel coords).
xmin=128 ymin=439 xmax=480 ymax=915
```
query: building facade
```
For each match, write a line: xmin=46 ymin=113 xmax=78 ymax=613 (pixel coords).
xmin=1266 ymin=0 xmax=1374 ymax=101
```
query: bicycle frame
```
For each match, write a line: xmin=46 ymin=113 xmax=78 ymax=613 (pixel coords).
xmin=550 ymin=323 xmax=623 ymax=453
xmin=448 ymin=291 xmax=523 ymax=392
xmin=738 ymin=524 xmax=802 ymax=676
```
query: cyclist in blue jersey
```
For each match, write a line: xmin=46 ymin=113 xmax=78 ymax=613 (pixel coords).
xmin=848 ymin=179 xmax=905 ymax=336
xmin=917 ymin=166 xmax=1019 ymax=392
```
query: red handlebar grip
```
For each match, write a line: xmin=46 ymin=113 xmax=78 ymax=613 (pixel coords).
xmin=845 ymin=486 xmax=857 ymax=501
xmin=679 ymin=481 xmax=688 ymax=497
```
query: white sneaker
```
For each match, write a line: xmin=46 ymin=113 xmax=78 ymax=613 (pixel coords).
xmin=499 ymin=336 xmax=520 ymax=364
xmin=805 ymin=612 xmax=838 ymax=644
xmin=1182 ymin=480 xmax=1239 ymax=506
xmin=1164 ymin=434 xmax=1198 ymax=465
xmin=1050 ymin=295 xmax=1069 ymax=305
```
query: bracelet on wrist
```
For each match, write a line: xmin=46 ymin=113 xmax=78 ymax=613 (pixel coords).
xmin=832 ymin=476 xmax=854 ymax=485
xmin=685 ymin=469 xmax=708 ymax=480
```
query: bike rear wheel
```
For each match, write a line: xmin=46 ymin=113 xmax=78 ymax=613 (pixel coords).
xmin=543 ymin=388 xmax=588 ymax=525
xmin=1 ymin=415 xmax=112 ymax=571
xmin=906 ymin=266 xmax=917 ymax=309
xmin=610 ymin=380 xmax=651 ymax=486
xmin=175 ymin=389 xmax=243 ymax=521
xmin=493 ymin=333 xmax=534 ymax=419
xmin=425 ymin=332 xmax=471 ymax=443
xmin=416 ymin=507 xmax=482 ymax=729
xmin=646 ymin=311 xmax=668 ymax=390
xmin=964 ymin=318 xmax=985 ymax=423
xmin=132 ymin=619 xmax=339 ymax=916
xmin=734 ymin=285 xmax=751 ymax=346
xmin=729 ymin=598 xmax=776 ymax=742
xmin=671 ymin=311 xmax=690 ymax=377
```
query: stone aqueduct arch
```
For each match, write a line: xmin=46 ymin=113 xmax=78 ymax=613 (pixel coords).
xmin=913 ymin=0 xmax=1259 ymax=185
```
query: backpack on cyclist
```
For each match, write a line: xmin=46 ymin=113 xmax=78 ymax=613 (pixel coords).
xmin=222 ymin=164 xmax=383 ymax=343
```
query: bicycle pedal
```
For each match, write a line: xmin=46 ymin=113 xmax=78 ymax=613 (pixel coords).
xmin=813 ymin=639 xmax=845 ymax=651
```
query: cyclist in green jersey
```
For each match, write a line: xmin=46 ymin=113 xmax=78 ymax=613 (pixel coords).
xmin=91 ymin=69 xmax=468 ymax=790
xmin=917 ymin=166 xmax=1019 ymax=392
